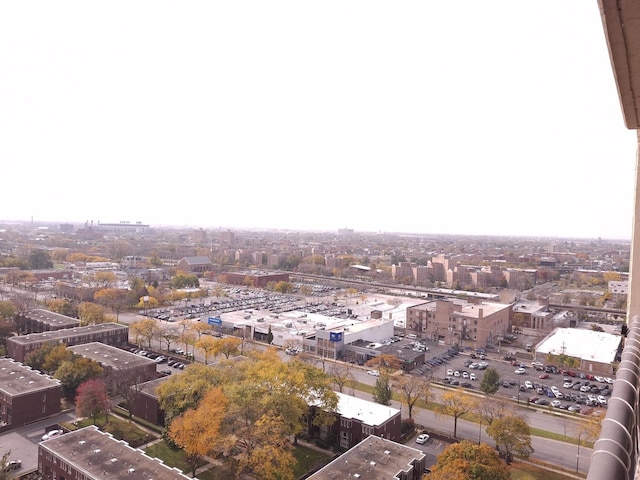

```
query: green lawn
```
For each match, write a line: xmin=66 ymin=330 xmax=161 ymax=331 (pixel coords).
xmin=510 ymin=460 xmax=585 ymax=480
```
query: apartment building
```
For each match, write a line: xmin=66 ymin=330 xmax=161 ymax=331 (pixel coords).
xmin=15 ymin=309 xmax=80 ymax=334
xmin=308 ymin=434 xmax=427 ymax=480
xmin=406 ymin=298 xmax=511 ymax=349
xmin=0 ymin=358 xmax=61 ymax=431
xmin=39 ymin=426 xmax=191 ymax=480
xmin=7 ymin=323 xmax=130 ymax=363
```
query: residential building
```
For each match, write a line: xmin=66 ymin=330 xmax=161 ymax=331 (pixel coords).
xmin=39 ymin=425 xmax=191 ymax=480
xmin=6 ymin=323 xmax=130 ymax=363
xmin=391 ymin=262 xmax=414 ymax=283
xmin=176 ymin=256 xmax=214 ymax=274
xmin=67 ymin=343 xmax=158 ymax=394
xmin=0 ymin=358 xmax=61 ymax=431
xmin=128 ymin=376 xmax=170 ymax=427
xmin=15 ymin=309 xmax=80 ymax=334
xmin=308 ymin=434 xmax=427 ymax=480
xmin=406 ymin=298 xmax=511 ymax=349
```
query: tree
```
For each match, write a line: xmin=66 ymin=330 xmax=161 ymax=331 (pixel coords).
xmin=437 ymin=388 xmax=477 ymax=438
xmin=28 ymin=249 xmax=53 ymax=269
xmin=169 ymin=387 xmax=228 ymax=477
xmin=0 ymin=450 xmax=15 ymax=480
xmin=130 ymin=318 xmax=161 ymax=348
xmin=486 ymin=414 xmax=533 ymax=464
xmin=480 ymin=367 xmax=500 ymax=395
xmin=216 ymin=336 xmax=242 ymax=359
xmin=158 ymin=328 xmax=180 ymax=353
xmin=393 ymin=374 xmax=432 ymax=419
xmin=93 ymin=288 xmax=129 ymax=321
xmin=474 ymin=396 xmax=514 ymax=427
xmin=365 ymin=353 xmax=401 ymax=375
xmin=372 ymin=374 xmax=393 ymax=406
xmin=195 ymin=335 xmax=218 ymax=364
xmin=75 ymin=378 xmax=111 ymax=424
xmin=77 ymin=302 xmax=108 ymax=325
xmin=55 ymin=356 xmax=104 ymax=398
xmin=329 ymin=363 xmax=356 ymax=393
xmin=429 ymin=440 xmax=510 ymax=480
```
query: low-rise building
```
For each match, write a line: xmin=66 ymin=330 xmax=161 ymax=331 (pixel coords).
xmin=68 ymin=343 xmax=158 ymax=395
xmin=308 ymin=434 xmax=427 ymax=480
xmin=7 ymin=323 xmax=130 ymax=363
xmin=0 ymin=358 xmax=61 ymax=431
xmin=15 ymin=309 xmax=80 ymax=334
xmin=39 ymin=425 xmax=191 ymax=480
xmin=128 ymin=376 xmax=171 ymax=426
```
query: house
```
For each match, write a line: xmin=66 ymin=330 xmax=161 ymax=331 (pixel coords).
xmin=308 ymin=434 xmax=427 ymax=480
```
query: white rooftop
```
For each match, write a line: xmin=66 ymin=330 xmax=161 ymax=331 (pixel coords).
xmin=335 ymin=391 xmax=400 ymax=426
xmin=536 ymin=327 xmax=621 ymax=364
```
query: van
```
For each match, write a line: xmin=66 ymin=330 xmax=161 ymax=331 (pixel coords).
xmin=407 ymin=334 xmax=418 ymax=340
xmin=525 ymin=343 xmax=533 ymax=352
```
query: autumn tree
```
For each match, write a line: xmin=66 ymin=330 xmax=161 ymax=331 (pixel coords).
xmin=25 ymin=343 xmax=56 ymax=373
xmin=45 ymin=298 xmax=78 ymax=317
xmin=474 ymin=396 xmax=515 ymax=428
xmin=55 ymin=356 xmax=104 ymax=398
xmin=195 ymin=335 xmax=218 ymax=364
xmin=93 ymin=288 xmax=129 ymax=321
xmin=78 ymin=302 xmax=108 ymax=326
xmin=190 ymin=322 xmax=213 ymax=338
xmin=365 ymin=353 xmax=401 ymax=375
xmin=437 ymin=388 xmax=477 ymax=438
xmin=157 ymin=328 xmax=180 ymax=353
xmin=28 ymin=249 xmax=53 ymax=269
xmin=0 ymin=301 xmax=17 ymax=348
xmin=130 ymin=318 xmax=161 ymax=348
xmin=76 ymin=378 xmax=111 ymax=424
xmin=480 ymin=367 xmax=500 ymax=395
xmin=169 ymin=387 xmax=228 ymax=477
xmin=216 ymin=336 xmax=242 ymax=359
xmin=0 ymin=450 xmax=14 ymax=480
xmin=393 ymin=374 xmax=432 ymax=419
xmin=486 ymin=414 xmax=533 ymax=463
xmin=429 ymin=440 xmax=510 ymax=480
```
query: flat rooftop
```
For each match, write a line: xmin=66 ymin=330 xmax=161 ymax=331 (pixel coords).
xmin=40 ymin=426 xmax=191 ymax=480
xmin=22 ymin=309 xmax=80 ymax=328
xmin=308 ymin=434 xmax=425 ymax=480
xmin=536 ymin=327 xmax=622 ymax=364
xmin=0 ymin=358 xmax=60 ymax=396
xmin=335 ymin=392 xmax=400 ymax=426
xmin=68 ymin=342 xmax=156 ymax=370
xmin=9 ymin=323 xmax=129 ymax=345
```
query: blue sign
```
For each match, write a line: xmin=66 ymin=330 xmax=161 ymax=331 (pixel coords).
xmin=329 ymin=331 xmax=343 ymax=342
xmin=208 ymin=317 xmax=222 ymax=326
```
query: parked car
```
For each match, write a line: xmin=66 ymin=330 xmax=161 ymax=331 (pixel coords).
xmin=3 ymin=460 xmax=21 ymax=472
xmin=416 ymin=433 xmax=430 ymax=444
xmin=367 ymin=370 xmax=380 ymax=376
xmin=515 ymin=368 xmax=526 ymax=375
xmin=42 ymin=429 xmax=63 ymax=441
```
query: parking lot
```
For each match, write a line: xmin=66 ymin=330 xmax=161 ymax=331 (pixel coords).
xmin=412 ymin=348 xmax=612 ymax=415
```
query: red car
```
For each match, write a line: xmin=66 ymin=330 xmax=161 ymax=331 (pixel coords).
xmin=538 ymin=373 xmax=549 ymax=379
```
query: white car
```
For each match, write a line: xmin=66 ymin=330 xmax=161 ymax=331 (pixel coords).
xmin=551 ymin=400 xmax=562 ymax=408
xmin=416 ymin=433 xmax=430 ymax=444
xmin=515 ymin=368 xmax=526 ymax=375
xmin=524 ymin=380 xmax=533 ymax=389
xmin=447 ymin=369 xmax=454 ymax=376
xmin=42 ymin=429 xmax=63 ymax=441
xmin=367 ymin=370 xmax=380 ymax=377
xmin=469 ymin=373 xmax=476 ymax=381
xmin=597 ymin=395 xmax=608 ymax=405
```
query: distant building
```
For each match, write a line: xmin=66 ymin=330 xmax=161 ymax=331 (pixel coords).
xmin=128 ymin=376 xmax=171 ymax=427
xmin=608 ymin=280 xmax=628 ymax=303
xmin=391 ymin=262 xmax=414 ymax=283
xmin=39 ymin=426 xmax=192 ymax=480
xmin=15 ymin=309 xmax=80 ymax=334
xmin=0 ymin=358 xmax=61 ymax=431
xmin=308 ymin=434 xmax=427 ymax=480
xmin=223 ymin=270 xmax=289 ymax=288
xmin=7 ymin=323 xmax=130 ymax=363
xmin=176 ymin=256 xmax=214 ymax=274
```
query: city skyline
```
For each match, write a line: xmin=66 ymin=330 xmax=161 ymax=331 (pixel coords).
xmin=1 ymin=2 xmax=637 ymax=240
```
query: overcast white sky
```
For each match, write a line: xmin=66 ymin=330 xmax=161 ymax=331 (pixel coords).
xmin=1 ymin=2 xmax=636 ymax=240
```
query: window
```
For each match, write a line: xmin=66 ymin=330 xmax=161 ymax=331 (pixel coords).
xmin=340 ymin=418 xmax=351 ymax=428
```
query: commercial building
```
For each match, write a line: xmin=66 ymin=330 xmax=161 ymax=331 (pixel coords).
xmin=7 ymin=323 xmax=130 ymax=363
xmin=308 ymin=434 xmax=427 ymax=480
xmin=222 ymin=270 xmax=290 ymax=287
xmin=0 ymin=358 xmax=61 ymax=431
xmin=535 ymin=327 xmax=622 ymax=376
xmin=39 ymin=425 xmax=191 ymax=480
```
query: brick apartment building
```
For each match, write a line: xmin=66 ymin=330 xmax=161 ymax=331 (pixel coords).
xmin=39 ymin=425 xmax=191 ymax=480
xmin=7 ymin=323 xmax=130 ymax=363
xmin=67 ymin=343 xmax=158 ymax=395
xmin=406 ymin=298 xmax=512 ymax=349
xmin=15 ymin=309 xmax=80 ymax=334
xmin=222 ymin=270 xmax=290 ymax=287
xmin=0 ymin=358 xmax=61 ymax=432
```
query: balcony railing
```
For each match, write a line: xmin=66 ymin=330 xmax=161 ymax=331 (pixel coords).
xmin=587 ymin=315 xmax=640 ymax=480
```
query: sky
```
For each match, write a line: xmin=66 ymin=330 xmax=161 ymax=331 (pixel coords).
xmin=1 ymin=1 xmax=637 ymax=240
